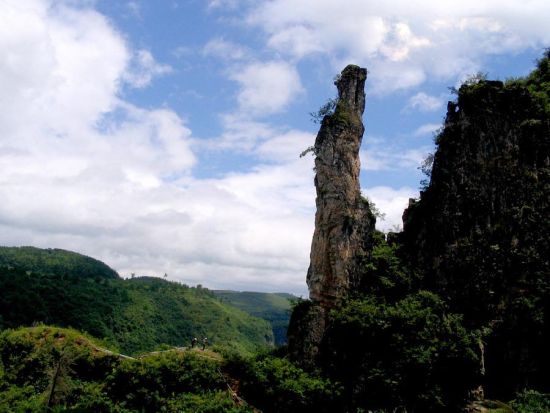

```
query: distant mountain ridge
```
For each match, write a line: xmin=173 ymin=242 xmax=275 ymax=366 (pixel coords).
xmin=0 ymin=246 xmax=273 ymax=355
xmin=213 ymin=290 xmax=295 ymax=346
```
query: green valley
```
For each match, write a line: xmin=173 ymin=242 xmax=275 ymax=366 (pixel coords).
xmin=213 ymin=290 xmax=294 ymax=346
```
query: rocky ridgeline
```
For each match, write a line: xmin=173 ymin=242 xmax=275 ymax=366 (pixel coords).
xmin=289 ymin=65 xmax=375 ymax=365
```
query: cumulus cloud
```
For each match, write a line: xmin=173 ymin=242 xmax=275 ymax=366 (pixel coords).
xmin=123 ymin=49 xmax=173 ymax=89
xmin=363 ymin=186 xmax=418 ymax=232
xmin=205 ymin=114 xmax=276 ymax=151
xmin=256 ymin=130 xmax=315 ymax=163
xmin=230 ymin=60 xmax=304 ymax=116
xmin=0 ymin=0 xmax=319 ymax=295
xmin=247 ymin=0 xmax=550 ymax=93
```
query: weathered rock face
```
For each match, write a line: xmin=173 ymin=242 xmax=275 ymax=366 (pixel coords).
xmin=307 ymin=65 xmax=375 ymax=307
xmin=288 ymin=65 xmax=375 ymax=368
xmin=402 ymin=71 xmax=550 ymax=396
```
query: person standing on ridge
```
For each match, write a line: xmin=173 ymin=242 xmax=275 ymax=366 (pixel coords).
xmin=191 ymin=337 xmax=198 ymax=348
xmin=202 ymin=337 xmax=208 ymax=350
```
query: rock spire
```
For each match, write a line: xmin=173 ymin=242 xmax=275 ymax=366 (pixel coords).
xmin=307 ymin=64 xmax=375 ymax=307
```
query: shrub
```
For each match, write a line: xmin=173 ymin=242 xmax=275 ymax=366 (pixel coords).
xmin=231 ymin=354 xmax=340 ymax=413
xmin=511 ymin=389 xmax=550 ymax=413
xmin=321 ymin=292 xmax=481 ymax=412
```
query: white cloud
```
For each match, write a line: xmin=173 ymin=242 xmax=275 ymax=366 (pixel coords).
xmin=267 ymin=26 xmax=324 ymax=58
xmin=126 ymin=1 xmax=141 ymax=18
xmin=247 ymin=0 xmax=550 ymax=93
xmin=230 ymin=60 xmax=304 ymax=116
xmin=123 ymin=49 xmax=173 ymax=89
xmin=207 ymin=0 xmax=241 ymax=10
xmin=360 ymin=136 xmax=432 ymax=172
xmin=203 ymin=38 xmax=249 ymax=61
xmin=0 ymin=0 xmax=129 ymax=137
xmin=363 ymin=186 xmax=418 ymax=232
xmin=256 ymin=130 xmax=315 ymax=163
xmin=207 ymin=114 xmax=276 ymax=151
xmin=405 ymin=92 xmax=444 ymax=112
xmin=413 ymin=123 xmax=442 ymax=137
xmin=0 ymin=0 xmax=316 ymax=295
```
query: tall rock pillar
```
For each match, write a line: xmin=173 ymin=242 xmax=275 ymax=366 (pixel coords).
xmin=288 ymin=65 xmax=375 ymax=366
xmin=307 ymin=64 xmax=375 ymax=307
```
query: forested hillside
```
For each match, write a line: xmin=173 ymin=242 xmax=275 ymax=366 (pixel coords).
xmin=214 ymin=290 xmax=294 ymax=346
xmin=0 ymin=246 xmax=119 ymax=279
xmin=0 ymin=247 xmax=273 ymax=355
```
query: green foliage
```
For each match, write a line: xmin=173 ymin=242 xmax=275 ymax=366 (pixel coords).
xmin=213 ymin=291 xmax=294 ymax=346
xmin=227 ymin=354 xmax=340 ymax=413
xmin=321 ymin=291 xmax=481 ymax=412
xmin=402 ymin=51 xmax=550 ymax=398
xmin=0 ymin=246 xmax=119 ymax=279
xmin=164 ymin=391 xmax=254 ymax=413
xmin=309 ymin=97 xmax=337 ymax=123
xmin=105 ymin=351 xmax=226 ymax=411
xmin=0 ymin=248 xmax=274 ymax=356
xmin=419 ymin=152 xmax=435 ymax=189
xmin=511 ymin=389 xmax=550 ymax=413
xmin=525 ymin=49 xmax=550 ymax=115
xmin=361 ymin=231 xmax=415 ymax=299
xmin=0 ymin=326 xmax=252 ymax=412
xmin=115 ymin=277 xmax=273 ymax=355
xmin=361 ymin=196 xmax=386 ymax=220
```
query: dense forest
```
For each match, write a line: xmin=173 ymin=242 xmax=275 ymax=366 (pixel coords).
xmin=1 ymin=52 xmax=549 ymax=412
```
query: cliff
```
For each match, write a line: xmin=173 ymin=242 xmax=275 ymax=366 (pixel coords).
xmin=402 ymin=54 xmax=550 ymax=396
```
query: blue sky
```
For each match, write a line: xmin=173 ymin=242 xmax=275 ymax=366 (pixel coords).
xmin=1 ymin=0 xmax=548 ymax=295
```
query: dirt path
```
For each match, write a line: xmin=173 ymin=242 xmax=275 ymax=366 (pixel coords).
xmin=90 ymin=344 xmax=221 ymax=362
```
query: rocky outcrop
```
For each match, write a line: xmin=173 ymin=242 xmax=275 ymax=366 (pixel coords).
xmin=288 ymin=65 xmax=375 ymax=367
xmin=402 ymin=68 xmax=550 ymax=396
xmin=307 ymin=65 xmax=375 ymax=307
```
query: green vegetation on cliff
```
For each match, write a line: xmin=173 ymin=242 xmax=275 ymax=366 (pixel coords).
xmin=402 ymin=50 xmax=550 ymax=397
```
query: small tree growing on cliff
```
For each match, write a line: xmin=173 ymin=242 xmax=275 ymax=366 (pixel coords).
xmin=309 ymin=97 xmax=338 ymax=124
xmin=418 ymin=152 xmax=434 ymax=190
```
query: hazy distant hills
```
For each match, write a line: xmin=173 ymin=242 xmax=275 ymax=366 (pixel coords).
xmin=213 ymin=290 xmax=295 ymax=346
